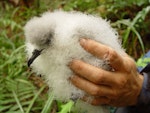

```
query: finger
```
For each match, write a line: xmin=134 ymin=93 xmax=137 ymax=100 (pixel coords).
xmin=70 ymin=75 xmax=113 ymax=97
xmin=80 ymin=38 xmax=126 ymax=71
xmin=81 ymin=96 xmax=109 ymax=105
xmin=70 ymin=59 xmax=122 ymax=86
xmin=91 ymin=96 xmax=125 ymax=107
xmin=91 ymin=97 xmax=110 ymax=106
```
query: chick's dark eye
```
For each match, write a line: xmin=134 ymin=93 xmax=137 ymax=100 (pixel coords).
xmin=46 ymin=37 xmax=51 ymax=45
xmin=46 ymin=33 xmax=53 ymax=44
xmin=44 ymin=33 xmax=53 ymax=45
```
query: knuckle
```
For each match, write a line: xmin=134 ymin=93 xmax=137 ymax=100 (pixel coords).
xmin=124 ymin=58 xmax=136 ymax=73
xmin=105 ymin=47 xmax=118 ymax=62
xmin=112 ymin=90 xmax=119 ymax=99
xmin=109 ymin=49 xmax=118 ymax=61
xmin=91 ymin=99 xmax=100 ymax=106
xmin=90 ymin=87 xmax=100 ymax=96
xmin=118 ymin=77 xmax=127 ymax=87
xmin=95 ymin=71 xmax=105 ymax=83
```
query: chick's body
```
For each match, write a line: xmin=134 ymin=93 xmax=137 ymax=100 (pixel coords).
xmin=25 ymin=10 xmax=124 ymax=113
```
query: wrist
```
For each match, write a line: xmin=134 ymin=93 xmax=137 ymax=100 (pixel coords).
xmin=137 ymin=72 xmax=150 ymax=105
xmin=131 ymin=73 xmax=144 ymax=105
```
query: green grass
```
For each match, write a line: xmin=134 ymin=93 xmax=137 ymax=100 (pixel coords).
xmin=112 ymin=6 xmax=150 ymax=54
xmin=0 ymin=0 xmax=150 ymax=113
xmin=0 ymin=1 xmax=51 ymax=113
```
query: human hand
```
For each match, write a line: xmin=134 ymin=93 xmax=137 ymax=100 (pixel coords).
xmin=69 ymin=38 xmax=144 ymax=107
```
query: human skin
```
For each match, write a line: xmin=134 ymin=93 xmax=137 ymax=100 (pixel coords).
xmin=69 ymin=38 xmax=144 ymax=107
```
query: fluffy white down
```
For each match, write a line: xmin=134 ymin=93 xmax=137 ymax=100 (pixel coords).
xmin=25 ymin=10 xmax=125 ymax=113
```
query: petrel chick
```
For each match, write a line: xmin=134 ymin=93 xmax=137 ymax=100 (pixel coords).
xmin=24 ymin=10 xmax=125 ymax=113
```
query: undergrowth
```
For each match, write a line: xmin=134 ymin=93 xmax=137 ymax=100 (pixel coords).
xmin=0 ymin=0 xmax=150 ymax=113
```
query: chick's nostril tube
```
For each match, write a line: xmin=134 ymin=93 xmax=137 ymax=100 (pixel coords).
xmin=28 ymin=49 xmax=43 ymax=67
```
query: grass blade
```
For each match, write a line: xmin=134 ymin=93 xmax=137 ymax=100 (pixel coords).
xmin=12 ymin=90 xmax=25 ymax=113
xmin=131 ymin=27 xmax=145 ymax=54
xmin=26 ymin=85 xmax=46 ymax=113
xmin=41 ymin=92 xmax=54 ymax=113
xmin=0 ymin=105 xmax=13 ymax=112
xmin=123 ymin=27 xmax=131 ymax=47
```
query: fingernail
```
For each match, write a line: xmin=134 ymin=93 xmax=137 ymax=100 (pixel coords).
xmin=80 ymin=38 xmax=87 ymax=46
xmin=67 ymin=61 xmax=72 ymax=67
xmin=69 ymin=75 xmax=76 ymax=82
xmin=68 ymin=59 xmax=76 ymax=68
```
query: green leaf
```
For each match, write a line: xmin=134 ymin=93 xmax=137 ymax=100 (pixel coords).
xmin=57 ymin=100 xmax=74 ymax=113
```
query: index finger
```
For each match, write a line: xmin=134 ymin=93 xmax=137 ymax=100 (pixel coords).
xmin=70 ymin=60 xmax=124 ymax=87
xmin=80 ymin=38 xmax=126 ymax=71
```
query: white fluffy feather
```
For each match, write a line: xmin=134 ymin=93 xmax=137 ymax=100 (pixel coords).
xmin=24 ymin=10 xmax=125 ymax=113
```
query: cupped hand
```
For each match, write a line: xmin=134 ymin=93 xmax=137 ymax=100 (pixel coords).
xmin=69 ymin=38 xmax=144 ymax=107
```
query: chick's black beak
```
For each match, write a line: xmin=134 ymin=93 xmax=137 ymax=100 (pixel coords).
xmin=28 ymin=49 xmax=43 ymax=67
